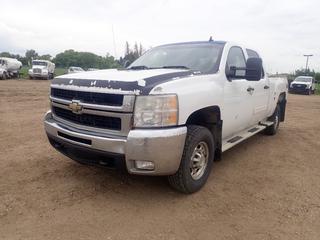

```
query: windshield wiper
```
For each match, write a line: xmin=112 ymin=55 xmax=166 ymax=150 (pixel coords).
xmin=161 ymin=65 xmax=190 ymax=69
xmin=128 ymin=65 xmax=149 ymax=70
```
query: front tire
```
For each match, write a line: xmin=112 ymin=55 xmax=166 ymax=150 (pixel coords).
xmin=264 ymin=104 xmax=280 ymax=135
xmin=168 ymin=125 xmax=214 ymax=194
xmin=307 ymin=88 xmax=311 ymax=95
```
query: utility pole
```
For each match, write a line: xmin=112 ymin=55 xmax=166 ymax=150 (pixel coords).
xmin=112 ymin=24 xmax=117 ymax=59
xmin=303 ymin=54 xmax=313 ymax=73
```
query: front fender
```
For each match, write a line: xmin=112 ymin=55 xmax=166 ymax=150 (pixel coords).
xmin=149 ymin=74 xmax=224 ymax=125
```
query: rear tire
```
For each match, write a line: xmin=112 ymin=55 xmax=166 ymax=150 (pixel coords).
xmin=264 ymin=104 xmax=280 ymax=135
xmin=168 ymin=125 xmax=214 ymax=194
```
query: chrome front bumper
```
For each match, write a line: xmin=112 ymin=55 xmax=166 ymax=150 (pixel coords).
xmin=44 ymin=111 xmax=187 ymax=175
xmin=29 ymin=72 xmax=49 ymax=77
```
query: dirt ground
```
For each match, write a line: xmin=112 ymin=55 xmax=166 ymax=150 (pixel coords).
xmin=0 ymin=79 xmax=319 ymax=240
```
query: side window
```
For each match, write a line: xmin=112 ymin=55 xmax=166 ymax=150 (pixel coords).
xmin=226 ymin=47 xmax=246 ymax=78
xmin=226 ymin=47 xmax=246 ymax=69
xmin=246 ymin=48 xmax=265 ymax=78
xmin=246 ymin=49 xmax=259 ymax=58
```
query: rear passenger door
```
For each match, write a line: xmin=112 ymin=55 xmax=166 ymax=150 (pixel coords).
xmin=246 ymin=49 xmax=270 ymax=124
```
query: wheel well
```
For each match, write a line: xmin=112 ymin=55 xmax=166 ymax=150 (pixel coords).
xmin=278 ymin=92 xmax=286 ymax=122
xmin=186 ymin=106 xmax=222 ymax=160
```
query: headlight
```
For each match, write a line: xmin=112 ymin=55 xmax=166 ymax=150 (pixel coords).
xmin=134 ymin=94 xmax=178 ymax=128
xmin=28 ymin=69 xmax=32 ymax=73
xmin=42 ymin=69 xmax=48 ymax=73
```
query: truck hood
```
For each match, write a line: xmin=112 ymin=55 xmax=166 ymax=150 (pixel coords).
xmin=52 ymin=68 xmax=193 ymax=95
xmin=291 ymin=81 xmax=311 ymax=86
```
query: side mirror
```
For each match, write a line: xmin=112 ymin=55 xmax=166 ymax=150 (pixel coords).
xmin=245 ymin=57 xmax=262 ymax=81
xmin=123 ymin=60 xmax=130 ymax=68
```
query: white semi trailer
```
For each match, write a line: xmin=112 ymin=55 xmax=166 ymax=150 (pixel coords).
xmin=0 ymin=57 xmax=22 ymax=79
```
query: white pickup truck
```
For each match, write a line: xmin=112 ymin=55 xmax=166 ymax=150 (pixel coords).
xmin=44 ymin=40 xmax=288 ymax=193
xmin=289 ymin=76 xmax=316 ymax=95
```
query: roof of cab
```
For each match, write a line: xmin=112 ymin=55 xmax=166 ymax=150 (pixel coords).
xmin=158 ymin=40 xmax=226 ymax=48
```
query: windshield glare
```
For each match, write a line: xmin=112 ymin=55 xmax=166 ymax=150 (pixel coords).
xmin=295 ymin=77 xmax=312 ymax=82
xmin=130 ymin=43 xmax=224 ymax=73
xmin=33 ymin=61 xmax=47 ymax=66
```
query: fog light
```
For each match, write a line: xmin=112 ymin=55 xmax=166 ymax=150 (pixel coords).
xmin=135 ymin=160 xmax=155 ymax=170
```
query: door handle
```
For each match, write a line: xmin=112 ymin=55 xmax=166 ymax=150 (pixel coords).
xmin=247 ymin=87 xmax=255 ymax=92
xmin=264 ymin=85 xmax=270 ymax=89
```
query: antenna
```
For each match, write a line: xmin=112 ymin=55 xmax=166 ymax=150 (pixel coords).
xmin=209 ymin=36 xmax=213 ymax=42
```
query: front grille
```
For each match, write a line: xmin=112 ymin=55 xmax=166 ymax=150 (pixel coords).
xmin=52 ymin=106 xmax=121 ymax=130
xmin=51 ymin=88 xmax=124 ymax=106
xmin=292 ymin=84 xmax=306 ymax=89
xmin=33 ymin=68 xmax=41 ymax=73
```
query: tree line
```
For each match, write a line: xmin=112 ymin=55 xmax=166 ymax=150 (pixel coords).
xmin=0 ymin=41 xmax=146 ymax=69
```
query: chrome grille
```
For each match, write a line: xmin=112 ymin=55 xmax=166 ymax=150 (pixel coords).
xmin=50 ymin=87 xmax=135 ymax=136
xmin=52 ymin=106 xmax=121 ymax=130
xmin=33 ymin=68 xmax=41 ymax=74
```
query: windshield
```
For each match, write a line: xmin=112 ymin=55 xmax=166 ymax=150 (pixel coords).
xmin=33 ymin=61 xmax=47 ymax=66
xmin=294 ymin=77 xmax=312 ymax=83
xmin=130 ymin=43 xmax=224 ymax=73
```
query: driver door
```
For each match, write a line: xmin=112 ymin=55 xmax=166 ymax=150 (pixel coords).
xmin=222 ymin=46 xmax=254 ymax=139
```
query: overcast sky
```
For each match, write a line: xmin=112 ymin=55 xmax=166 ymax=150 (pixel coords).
xmin=1 ymin=0 xmax=319 ymax=73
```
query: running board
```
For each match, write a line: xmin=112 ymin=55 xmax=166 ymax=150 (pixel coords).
xmin=222 ymin=124 xmax=267 ymax=152
xmin=259 ymin=120 xmax=273 ymax=127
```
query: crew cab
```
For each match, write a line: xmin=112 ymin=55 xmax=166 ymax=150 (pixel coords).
xmin=44 ymin=40 xmax=288 ymax=193
xmin=29 ymin=60 xmax=55 ymax=80
xmin=289 ymin=76 xmax=316 ymax=95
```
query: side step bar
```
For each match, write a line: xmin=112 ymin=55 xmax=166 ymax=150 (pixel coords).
xmin=259 ymin=121 xmax=273 ymax=127
xmin=221 ymin=122 xmax=273 ymax=152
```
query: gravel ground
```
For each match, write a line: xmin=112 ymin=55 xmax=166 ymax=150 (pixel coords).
xmin=0 ymin=79 xmax=319 ymax=240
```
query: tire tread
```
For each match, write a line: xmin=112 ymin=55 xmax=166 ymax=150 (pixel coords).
xmin=168 ymin=125 xmax=213 ymax=193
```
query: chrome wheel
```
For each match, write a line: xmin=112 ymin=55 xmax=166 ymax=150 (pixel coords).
xmin=190 ymin=141 xmax=209 ymax=180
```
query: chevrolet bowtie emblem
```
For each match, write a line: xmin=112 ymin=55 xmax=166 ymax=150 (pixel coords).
xmin=68 ymin=100 xmax=83 ymax=114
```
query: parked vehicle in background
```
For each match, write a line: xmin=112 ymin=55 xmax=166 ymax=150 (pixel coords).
xmin=289 ymin=76 xmax=316 ymax=95
xmin=87 ymin=68 xmax=99 ymax=71
xmin=44 ymin=40 xmax=288 ymax=193
xmin=28 ymin=60 xmax=55 ymax=80
xmin=68 ymin=67 xmax=85 ymax=74
xmin=0 ymin=57 xmax=22 ymax=79
xmin=0 ymin=66 xmax=6 ymax=80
